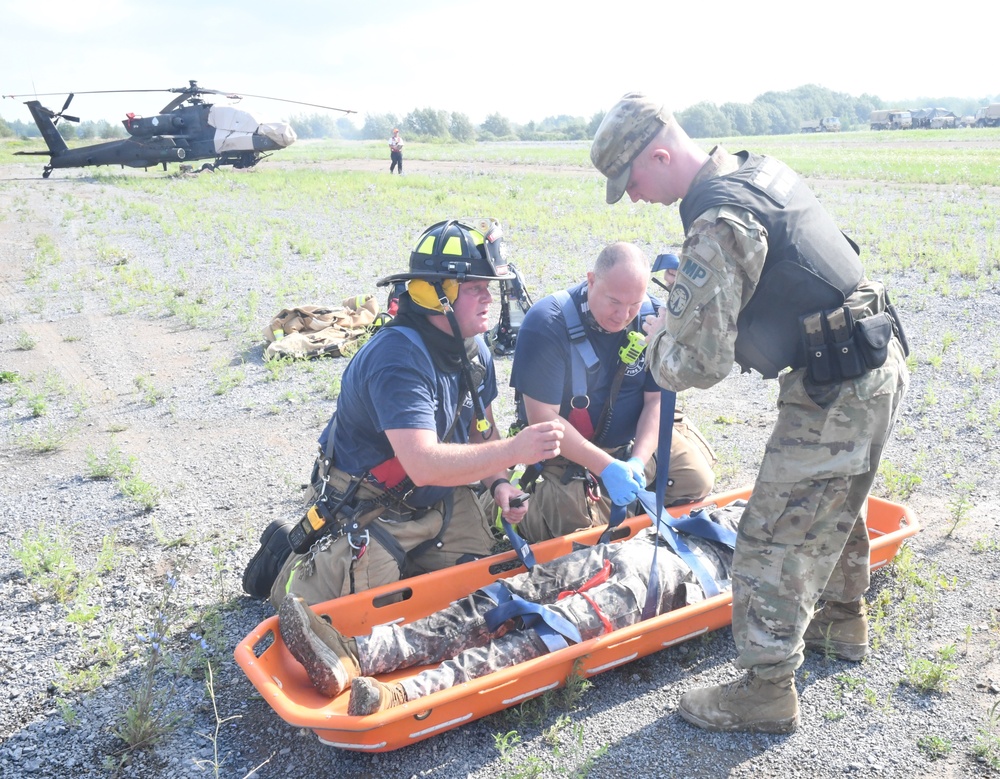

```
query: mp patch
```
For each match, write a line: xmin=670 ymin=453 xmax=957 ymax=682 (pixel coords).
xmin=667 ymin=283 xmax=692 ymax=318
xmin=680 ymin=257 xmax=711 ymax=288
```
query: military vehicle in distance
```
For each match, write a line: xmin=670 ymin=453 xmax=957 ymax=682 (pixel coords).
xmin=869 ymin=109 xmax=912 ymax=130
xmin=800 ymin=117 xmax=841 ymax=133
xmin=911 ymin=107 xmax=958 ymax=129
xmin=975 ymin=104 xmax=1000 ymax=128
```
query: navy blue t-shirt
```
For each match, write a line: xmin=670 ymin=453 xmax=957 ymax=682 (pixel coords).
xmin=510 ymin=281 xmax=659 ymax=449
xmin=320 ymin=326 xmax=497 ymax=508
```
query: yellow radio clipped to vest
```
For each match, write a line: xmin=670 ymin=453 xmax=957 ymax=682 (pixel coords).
xmin=619 ymin=331 xmax=647 ymax=365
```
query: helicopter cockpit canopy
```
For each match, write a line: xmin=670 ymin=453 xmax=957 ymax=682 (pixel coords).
xmin=208 ymin=106 xmax=296 ymax=152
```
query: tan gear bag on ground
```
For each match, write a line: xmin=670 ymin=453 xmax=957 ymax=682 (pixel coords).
xmin=263 ymin=296 xmax=380 ymax=361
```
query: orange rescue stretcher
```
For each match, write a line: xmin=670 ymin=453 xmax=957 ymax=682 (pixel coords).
xmin=234 ymin=487 xmax=919 ymax=752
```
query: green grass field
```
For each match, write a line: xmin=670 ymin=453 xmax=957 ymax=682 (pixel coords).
xmin=2 ymin=130 xmax=998 ymax=354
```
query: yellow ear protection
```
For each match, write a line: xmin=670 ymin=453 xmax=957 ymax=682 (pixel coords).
xmin=378 ymin=219 xmax=503 ymax=438
xmin=407 ymin=278 xmax=460 ymax=313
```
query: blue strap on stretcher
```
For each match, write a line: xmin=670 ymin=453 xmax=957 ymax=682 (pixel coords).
xmin=669 ymin=509 xmax=737 ymax=550
xmin=598 ymin=502 xmax=628 ymax=545
xmin=637 ymin=494 xmax=727 ymax=599
xmin=481 ymin=581 xmax=582 ymax=652
xmin=640 ymin=388 xmax=676 ymax=619
xmin=630 ymin=377 xmax=737 ymax=604
xmin=501 ymin=518 xmax=537 ymax=570
xmin=635 ymin=494 xmax=738 ymax=552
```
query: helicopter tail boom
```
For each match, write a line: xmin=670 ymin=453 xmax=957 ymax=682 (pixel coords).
xmin=24 ymin=101 xmax=68 ymax=157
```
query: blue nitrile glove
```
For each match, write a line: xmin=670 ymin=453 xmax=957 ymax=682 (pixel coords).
xmin=600 ymin=460 xmax=643 ymax=506
xmin=626 ymin=456 xmax=647 ymax=489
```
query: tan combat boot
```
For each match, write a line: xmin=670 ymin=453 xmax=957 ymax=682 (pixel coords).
xmin=804 ymin=599 xmax=868 ymax=661
xmin=278 ymin=593 xmax=361 ymax=697
xmin=348 ymin=676 xmax=407 ymax=716
xmin=678 ymin=672 xmax=800 ymax=734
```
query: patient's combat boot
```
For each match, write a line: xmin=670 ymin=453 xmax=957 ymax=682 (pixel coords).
xmin=678 ymin=672 xmax=799 ymax=734
xmin=278 ymin=593 xmax=360 ymax=697
xmin=804 ymin=599 xmax=868 ymax=661
xmin=347 ymin=677 xmax=407 ymax=716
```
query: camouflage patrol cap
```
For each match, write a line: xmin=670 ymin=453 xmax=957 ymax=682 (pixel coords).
xmin=590 ymin=92 xmax=673 ymax=204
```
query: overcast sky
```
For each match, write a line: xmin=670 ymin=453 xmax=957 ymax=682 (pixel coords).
xmin=2 ymin=0 xmax=996 ymax=129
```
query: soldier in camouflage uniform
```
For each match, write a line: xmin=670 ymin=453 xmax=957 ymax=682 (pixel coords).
xmin=591 ymin=93 xmax=909 ymax=734
xmin=279 ymin=503 xmax=743 ymax=716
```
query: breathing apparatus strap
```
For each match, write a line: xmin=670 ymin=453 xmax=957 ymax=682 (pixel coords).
xmin=433 ymin=280 xmax=493 ymax=439
xmin=554 ymin=289 xmax=598 ymax=439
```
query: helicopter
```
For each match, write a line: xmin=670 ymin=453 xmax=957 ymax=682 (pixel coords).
xmin=2 ymin=80 xmax=355 ymax=178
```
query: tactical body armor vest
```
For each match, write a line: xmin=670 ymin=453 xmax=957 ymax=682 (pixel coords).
xmin=678 ymin=151 xmax=864 ymax=378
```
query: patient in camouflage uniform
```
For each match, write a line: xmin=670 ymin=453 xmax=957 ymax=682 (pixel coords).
xmin=279 ymin=502 xmax=743 ymax=716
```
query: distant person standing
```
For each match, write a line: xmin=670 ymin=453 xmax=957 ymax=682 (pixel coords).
xmin=389 ymin=128 xmax=404 ymax=174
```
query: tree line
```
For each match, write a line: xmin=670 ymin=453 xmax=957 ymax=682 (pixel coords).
xmin=2 ymin=84 xmax=998 ymax=143
xmin=291 ymin=84 xmax=1000 ymax=142
xmin=0 ymin=117 xmax=128 ymax=141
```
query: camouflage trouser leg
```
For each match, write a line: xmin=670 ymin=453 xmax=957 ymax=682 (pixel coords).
xmin=359 ymin=591 xmax=507 ymax=676
xmin=371 ymin=564 xmax=650 ymax=702
xmin=359 ymin=545 xmax=617 ymax=674
xmin=732 ymin=340 xmax=908 ymax=679
xmin=397 ymin=629 xmax=548 ymax=701
xmin=358 ymin=530 xmax=728 ymax=702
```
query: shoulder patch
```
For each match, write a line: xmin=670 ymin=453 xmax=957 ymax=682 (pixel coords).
xmin=679 ymin=256 xmax=711 ymax=288
xmin=667 ymin=283 xmax=692 ymax=318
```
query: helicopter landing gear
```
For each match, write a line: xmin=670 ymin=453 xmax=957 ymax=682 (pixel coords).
xmin=232 ymin=152 xmax=259 ymax=170
xmin=42 ymin=166 xmax=53 ymax=179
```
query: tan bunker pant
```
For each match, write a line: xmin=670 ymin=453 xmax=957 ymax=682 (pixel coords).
xmin=270 ymin=467 xmax=495 ymax=608
xmin=516 ymin=413 xmax=717 ymax=544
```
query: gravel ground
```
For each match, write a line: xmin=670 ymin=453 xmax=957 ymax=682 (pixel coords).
xmin=2 ymin=151 xmax=1000 ymax=779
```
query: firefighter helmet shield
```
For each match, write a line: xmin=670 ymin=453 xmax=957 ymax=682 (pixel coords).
xmin=376 ymin=219 xmax=516 ymax=287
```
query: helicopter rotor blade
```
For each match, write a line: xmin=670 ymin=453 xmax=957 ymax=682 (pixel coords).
xmin=160 ymin=84 xmax=355 ymax=114
xmin=3 ymin=84 xmax=355 ymax=116
xmin=3 ymin=89 xmax=169 ymax=99
xmin=60 ymin=93 xmax=75 ymax=114
xmin=218 ymin=92 xmax=356 ymax=114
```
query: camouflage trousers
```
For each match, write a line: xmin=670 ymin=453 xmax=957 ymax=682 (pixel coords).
xmin=355 ymin=505 xmax=741 ymax=703
xmin=732 ymin=337 xmax=909 ymax=679
xmin=516 ymin=414 xmax=717 ymax=544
